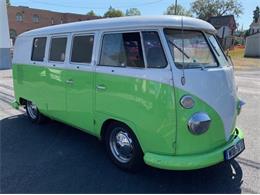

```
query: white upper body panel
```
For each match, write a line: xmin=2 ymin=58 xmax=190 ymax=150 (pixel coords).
xmin=18 ymin=16 xmax=216 ymax=37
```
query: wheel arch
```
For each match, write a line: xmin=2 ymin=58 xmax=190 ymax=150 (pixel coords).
xmin=100 ymin=118 xmax=144 ymax=153
xmin=100 ymin=118 xmax=118 ymax=142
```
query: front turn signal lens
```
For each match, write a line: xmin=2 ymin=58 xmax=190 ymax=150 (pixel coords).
xmin=180 ymin=95 xmax=195 ymax=109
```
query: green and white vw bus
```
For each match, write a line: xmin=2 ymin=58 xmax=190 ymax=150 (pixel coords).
xmin=12 ymin=16 xmax=245 ymax=171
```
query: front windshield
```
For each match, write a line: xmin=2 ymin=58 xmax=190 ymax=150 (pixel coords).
xmin=206 ymin=33 xmax=230 ymax=66
xmin=164 ymin=29 xmax=218 ymax=69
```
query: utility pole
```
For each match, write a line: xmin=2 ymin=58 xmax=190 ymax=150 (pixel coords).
xmin=174 ymin=0 xmax=177 ymax=15
xmin=0 ymin=0 xmax=11 ymax=70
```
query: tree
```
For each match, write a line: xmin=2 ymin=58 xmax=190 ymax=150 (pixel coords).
xmin=191 ymin=0 xmax=243 ymax=21
xmin=245 ymin=29 xmax=250 ymax=37
xmin=164 ymin=4 xmax=192 ymax=16
xmin=6 ymin=0 xmax=11 ymax=6
xmin=253 ymin=6 xmax=260 ymax=23
xmin=125 ymin=8 xmax=141 ymax=16
xmin=86 ymin=10 xmax=97 ymax=17
xmin=103 ymin=6 xmax=124 ymax=18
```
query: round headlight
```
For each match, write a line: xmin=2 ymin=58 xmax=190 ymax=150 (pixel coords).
xmin=188 ymin=112 xmax=211 ymax=135
xmin=180 ymin=95 xmax=195 ymax=109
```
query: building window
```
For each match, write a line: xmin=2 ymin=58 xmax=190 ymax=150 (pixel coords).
xmin=31 ymin=37 xmax=47 ymax=61
xmin=71 ymin=35 xmax=94 ymax=63
xmin=32 ymin=15 xmax=39 ymax=23
xmin=9 ymin=29 xmax=17 ymax=43
xmin=16 ymin=13 xmax=23 ymax=22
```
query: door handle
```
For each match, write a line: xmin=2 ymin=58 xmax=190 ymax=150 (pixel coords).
xmin=96 ymin=84 xmax=106 ymax=91
xmin=65 ymin=79 xmax=74 ymax=85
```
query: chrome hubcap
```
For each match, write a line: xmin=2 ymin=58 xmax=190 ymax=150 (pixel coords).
xmin=27 ymin=101 xmax=38 ymax=119
xmin=109 ymin=128 xmax=133 ymax=163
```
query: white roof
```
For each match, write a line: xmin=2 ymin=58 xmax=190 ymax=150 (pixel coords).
xmin=20 ymin=15 xmax=216 ymax=37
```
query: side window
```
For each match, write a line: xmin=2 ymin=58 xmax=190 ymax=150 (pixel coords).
xmin=49 ymin=37 xmax=67 ymax=62
xmin=71 ymin=35 xmax=94 ymax=64
xmin=100 ymin=32 xmax=144 ymax=68
xmin=31 ymin=37 xmax=46 ymax=62
xmin=142 ymin=31 xmax=167 ymax=68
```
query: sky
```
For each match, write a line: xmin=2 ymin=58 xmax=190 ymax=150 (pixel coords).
xmin=9 ymin=0 xmax=260 ymax=30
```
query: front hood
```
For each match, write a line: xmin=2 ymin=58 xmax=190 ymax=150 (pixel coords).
xmin=182 ymin=66 xmax=237 ymax=140
xmin=173 ymin=66 xmax=238 ymax=155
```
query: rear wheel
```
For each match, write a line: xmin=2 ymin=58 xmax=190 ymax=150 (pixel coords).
xmin=26 ymin=100 xmax=46 ymax=123
xmin=105 ymin=122 xmax=144 ymax=172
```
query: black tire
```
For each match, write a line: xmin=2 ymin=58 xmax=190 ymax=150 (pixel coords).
xmin=25 ymin=100 xmax=46 ymax=124
xmin=105 ymin=122 xmax=144 ymax=172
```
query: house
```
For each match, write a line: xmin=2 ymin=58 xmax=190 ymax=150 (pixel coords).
xmin=244 ymin=33 xmax=260 ymax=58
xmin=7 ymin=5 xmax=99 ymax=43
xmin=249 ymin=19 xmax=260 ymax=35
xmin=249 ymin=6 xmax=260 ymax=35
xmin=245 ymin=10 xmax=260 ymax=58
xmin=208 ymin=15 xmax=237 ymax=49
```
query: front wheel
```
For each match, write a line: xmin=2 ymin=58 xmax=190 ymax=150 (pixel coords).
xmin=25 ymin=100 xmax=46 ymax=123
xmin=105 ymin=122 xmax=144 ymax=172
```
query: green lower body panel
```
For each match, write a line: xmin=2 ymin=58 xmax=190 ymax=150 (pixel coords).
xmin=144 ymin=128 xmax=244 ymax=170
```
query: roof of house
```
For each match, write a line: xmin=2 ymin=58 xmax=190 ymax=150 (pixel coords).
xmin=20 ymin=15 xmax=216 ymax=37
xmin=10 ymin=5 xmax=98 ymax=18
xmin=208 ymin=15 xmax=236 ymax=30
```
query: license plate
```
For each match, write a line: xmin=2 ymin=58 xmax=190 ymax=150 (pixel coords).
xmin=224 ymin=139 xmax=245 ymax=160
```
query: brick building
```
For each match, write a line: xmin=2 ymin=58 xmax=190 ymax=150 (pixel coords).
xmin=7 ymin=5 xmax=99 ymax=44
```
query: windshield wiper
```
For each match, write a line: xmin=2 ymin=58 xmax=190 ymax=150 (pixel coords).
xmin=167 ymin=40 xmax=190 ymax=59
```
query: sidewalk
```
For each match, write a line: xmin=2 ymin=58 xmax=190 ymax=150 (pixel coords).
xmin=0 ymin=69 xmax=23 ymax=120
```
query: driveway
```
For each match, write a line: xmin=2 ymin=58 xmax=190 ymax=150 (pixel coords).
xmin=0 ymin=69 xmax=259 ymax=193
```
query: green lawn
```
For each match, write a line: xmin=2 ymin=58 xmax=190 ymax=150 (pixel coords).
xmin=229 ymin=48 xmax=260 ymax=70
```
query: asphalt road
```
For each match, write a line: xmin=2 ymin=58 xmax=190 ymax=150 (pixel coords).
xmin=0 ymin=69 xmax=259 ymax=193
